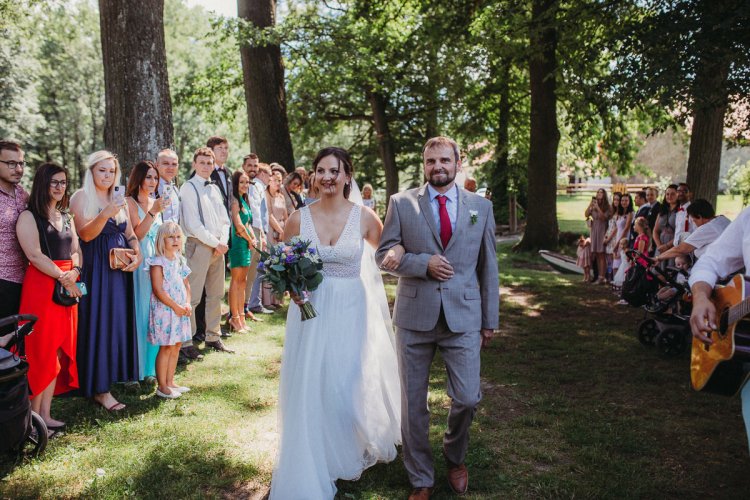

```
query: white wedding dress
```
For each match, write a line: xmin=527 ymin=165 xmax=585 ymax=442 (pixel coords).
xmin=269 ymin=203 xmax=401 ymax=499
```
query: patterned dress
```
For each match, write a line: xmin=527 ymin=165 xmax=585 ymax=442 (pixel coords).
xmin=147 ymin=255 xmax=192 ymax=346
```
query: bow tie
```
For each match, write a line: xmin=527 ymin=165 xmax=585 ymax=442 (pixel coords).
xmin=204 ymin=180 xmax=215 ymax=187
xmin=677 ymin=207 xmax=684 ymax=212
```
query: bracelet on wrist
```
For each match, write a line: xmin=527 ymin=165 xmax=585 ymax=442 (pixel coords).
xmin=147 ymin=211 xmax=155 ymax=218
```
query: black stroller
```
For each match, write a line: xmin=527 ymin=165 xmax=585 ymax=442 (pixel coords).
xmin=622 ymin=251 xmax=692 ymax=358
xmin=0 ymin=314 xmax=48 ymax=456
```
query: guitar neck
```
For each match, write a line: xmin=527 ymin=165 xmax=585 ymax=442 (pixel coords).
xmin=729 ymin=297 xmax=750 ymax=325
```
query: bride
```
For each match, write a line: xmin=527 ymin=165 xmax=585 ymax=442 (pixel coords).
xmin=269 ymin=147 xmax=402 ymax=499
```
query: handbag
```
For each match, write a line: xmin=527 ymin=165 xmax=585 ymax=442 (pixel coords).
xmin=32 ymin=212 xmax=78 ymax=306
xmin=109 ymin=248 xmax=135 ymax=270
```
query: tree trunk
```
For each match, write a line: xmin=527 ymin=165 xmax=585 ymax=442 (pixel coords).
xmin=488 ymin=58 xmax=512 ymax=229
xmin=685 ymin=50 xmax=730 ymax=207
xmin=367 ymin=90 xmax=399 ymax=207
xmin=238 ymin=0 xmax=295 ymax=171
xmin=517 ymin=0 xmax=560 ymax=251
xmin=99 ymin=0 xmax=173 ymax=174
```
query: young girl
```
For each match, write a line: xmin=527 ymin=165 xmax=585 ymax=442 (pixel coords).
xmin=148 ymin=222 xmax=193 ymax=399
xmin=612 ymin=238 xmax=630 ymax=290
xmin=576 ymin=235 xmax=592 ymax=282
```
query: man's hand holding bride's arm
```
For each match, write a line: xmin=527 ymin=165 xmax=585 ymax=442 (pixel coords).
xmin=375 ymin=199 xmax=433 ymax=279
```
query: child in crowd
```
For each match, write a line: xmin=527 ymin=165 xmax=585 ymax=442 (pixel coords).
xmin=576 ymin=235 xmax=592 ymax=282
xmin=655 ymin=254 xmax=692 ymax=304
xmin=612 ymin=238 xmax=630 ymax=291
xmin=148 ymin=222 xmax=193 ymax=399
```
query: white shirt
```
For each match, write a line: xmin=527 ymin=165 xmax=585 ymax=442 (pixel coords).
xmin=427 ymin=183 xmax=458 ymax=233
xmin=684 ymin=215 xmax=732 ymax=259
xmin=157 ymin=177 xmax=181 ymax=224
xmin=179 ymin=176 xmax=230 ymax=248
xmin=674 ymin=201 xmax=697 ymax=245
xmin=247 ymin=178 xmax=265 ymax=230
xmin=689 ymin=207 xmax=750 ymax=289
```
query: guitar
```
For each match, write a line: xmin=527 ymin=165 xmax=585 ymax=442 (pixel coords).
xmin=691 ymin=274 xmax=750 ymax=396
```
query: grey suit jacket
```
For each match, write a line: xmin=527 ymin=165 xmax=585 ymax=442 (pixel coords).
xmin=376 ymin=184 xmax=500 ymax=333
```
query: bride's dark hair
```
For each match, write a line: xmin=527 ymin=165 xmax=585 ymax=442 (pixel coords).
xmin=312 ymin=147 xmax=353 ymax=199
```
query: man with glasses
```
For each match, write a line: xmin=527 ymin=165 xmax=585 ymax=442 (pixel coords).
xmin=674 ymin=182 xmax=696 ymax=246
xmin=0 ymin=141 xmax=29 ymax=346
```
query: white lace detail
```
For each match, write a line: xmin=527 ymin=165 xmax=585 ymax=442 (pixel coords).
xmin=301 ymin=204 xmax=362 ymax=278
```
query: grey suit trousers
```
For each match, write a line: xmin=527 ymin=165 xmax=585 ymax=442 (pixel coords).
xmin=396 ymin=315 xmax=482 ymax=488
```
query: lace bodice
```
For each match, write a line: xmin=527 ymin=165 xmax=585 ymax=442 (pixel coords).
xmin=301 ymin=204 xmax=362 ymax=278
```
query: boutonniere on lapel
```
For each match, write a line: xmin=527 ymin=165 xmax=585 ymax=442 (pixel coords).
xmin=469 ymin=210 xmax=478 ymax=225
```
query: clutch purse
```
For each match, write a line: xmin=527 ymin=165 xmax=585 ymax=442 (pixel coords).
xmin=109 ymin=248 xmax=135 ymax=270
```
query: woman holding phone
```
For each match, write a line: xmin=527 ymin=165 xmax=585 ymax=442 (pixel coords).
xmin=584 ymin=188 xmax=612 ymax=284
xmin=16 ymin=163 xmax=82 ymax=433
xmin=70 ymin=150 xmax=142 ymax=412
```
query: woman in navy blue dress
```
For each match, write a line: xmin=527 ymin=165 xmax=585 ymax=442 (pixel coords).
xmin=70 ymin=151 xmax=142 ymax=411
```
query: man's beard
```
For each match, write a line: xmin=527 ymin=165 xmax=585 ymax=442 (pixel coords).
xmin=428 ymin=170 xmax=455 ymax=188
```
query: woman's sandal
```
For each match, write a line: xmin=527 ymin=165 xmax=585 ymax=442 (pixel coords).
xmin=245 ymin=311 xmax=264 ymax=322
xmin=230 ymin=315 xmax=248 ymax=333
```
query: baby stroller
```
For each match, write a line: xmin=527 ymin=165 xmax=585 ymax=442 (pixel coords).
xmin=0 ymin=314 xmax=48 ymax=456
xmin=622 ymin=251 xmax=692 ymax=358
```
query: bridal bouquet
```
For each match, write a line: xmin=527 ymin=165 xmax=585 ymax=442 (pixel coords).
xmin=257 ymin=237 xmax=324 ymax=321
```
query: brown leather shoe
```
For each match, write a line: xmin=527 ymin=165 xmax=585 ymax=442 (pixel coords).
xmin=408 ymin=487 xmax=432 ymax=500
xmin=447 ymin=463 xmax=468 ymax=495
xmin=204 ymin=339 xmax=235 ymax=353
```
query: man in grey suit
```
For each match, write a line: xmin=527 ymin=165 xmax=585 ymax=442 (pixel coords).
xmin=376 ymin=136 xmax=499 ymax=499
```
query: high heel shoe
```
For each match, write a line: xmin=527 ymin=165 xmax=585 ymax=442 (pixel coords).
xmin=229 ymin=315 xmax=248 ymax=333
xmin=245 ymin=311 xmax=264 ymax=322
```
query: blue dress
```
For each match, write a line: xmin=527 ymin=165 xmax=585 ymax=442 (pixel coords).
xmin=133 ymin=205 xmax=161 ymax=378
xmin=77 ymin=217 xmax=139 ymax=396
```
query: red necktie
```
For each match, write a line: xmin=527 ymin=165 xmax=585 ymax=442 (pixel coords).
xmin=438 ymin=195 xmax=452 ymax=248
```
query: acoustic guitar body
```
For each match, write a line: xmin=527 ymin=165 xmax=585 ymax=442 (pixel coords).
xmin=690 ymin=275 xmax=750 ymax=396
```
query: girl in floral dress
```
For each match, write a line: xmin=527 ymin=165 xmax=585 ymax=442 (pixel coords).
xmin=148 ymin=222 xmax=192 ymax=399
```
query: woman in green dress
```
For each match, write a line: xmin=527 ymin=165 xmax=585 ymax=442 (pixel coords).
xmin=228 ymin=170 xmax=256 ymax=333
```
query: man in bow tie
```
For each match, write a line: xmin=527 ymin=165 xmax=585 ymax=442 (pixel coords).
xmin=674 ymin=182 xmax=695 ymax=246
xmin=207 ymin=136 xmax=232 ymax=217
xmin=180 ymin=147 xmax=233 ymax=353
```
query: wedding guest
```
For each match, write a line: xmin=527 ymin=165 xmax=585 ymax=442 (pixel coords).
xmin=463 ymin=177 xmax=477 ymax=193
xmin=362 ymin=183 xmax=376 ymax=211
xmin=645 ymin=187 xmax=661 ymax=251
xmin=654 ymin=199 xmax=730 ymax=262
xmin=126 ymin=160 xmax=168 ymax=381
xmin=305 ymin=171 xmax=320 ymax=203
xmin=247 ymin=163 xmax=274 ymax=315
xmin=281 ymin=171 xmax=304 ymax=215
xmin=148 ymin=222 xmax=192 ymax=399
xmin=653 ymin=184 xmax=679 ymax=268
xmin=615 ymin=193 xmax=634 ymax=249
xmin=0 ymin=140 xmax=28 ymax=346
xmin=228 ymin=170 xmax=255 ymax=333
xmin=294 ymin=166 xmax=308 ymax=191
xmin=584 ymin=188 xmax=611 ymax=284
xmin=155 ymin=149 xmax=181 ymax=224
xmin=207 ymin=136 xmax=232 ymax=216
xmin=179 ymin=147 xmax=233 ymax=353
xmin=576 ymin=235 xmax=591 ymax=282
xmin=70 ymin=150 xmax=142 ymax=412
xmin=602 ymin=192 xmax=621 ymax=281
xmin=674 ymin=182 xmax=696 ymax=245
xmin=241 ymin=154 xmax=268 ymax=321
xmin=16 ymin=163 xmax=81 ymax=431
xmin=263 ymin=170 xmax=288 ymax=309
xmin=631 ymin=190 xmax=649 ymax=245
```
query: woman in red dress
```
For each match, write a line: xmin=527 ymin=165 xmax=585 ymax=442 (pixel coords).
xmin=16 ymin=163 xmax=83 ymax=431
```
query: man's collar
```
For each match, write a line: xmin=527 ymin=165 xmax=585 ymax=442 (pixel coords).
xmin=427 ymin=183 xmax=457 ymax=202
xmin=0 ymin=183 xmax=20 ymax=197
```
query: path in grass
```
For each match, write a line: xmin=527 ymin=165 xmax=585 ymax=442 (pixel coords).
xmin=2 ymin=244 xmax=749 ymax=498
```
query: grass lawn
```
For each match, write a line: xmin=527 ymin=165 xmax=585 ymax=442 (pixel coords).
xmin=2 ymin=244 xmax=749 ymax=498
xmin=557 ymin=194 xmax=746 ymax=235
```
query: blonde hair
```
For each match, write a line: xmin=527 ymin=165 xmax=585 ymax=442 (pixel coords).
xmin=618 ymin=237 xmax=629 ymax=250
xmin=155 ymin=221 xmax=185 ymax=257
xmin=81 ymin=150 xmax=127 ymax=223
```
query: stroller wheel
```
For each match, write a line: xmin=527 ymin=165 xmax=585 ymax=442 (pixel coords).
xmin=637 ymin=319 xmax=659 ymax=346
xmin=22 ymin=411 xmax=48 ymax=456
xmin=655 ymin=326 xmax=688 ymax=359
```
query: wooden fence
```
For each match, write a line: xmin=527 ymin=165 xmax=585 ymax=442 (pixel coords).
xmin=558 ymin=183 xmax=656 ymax=195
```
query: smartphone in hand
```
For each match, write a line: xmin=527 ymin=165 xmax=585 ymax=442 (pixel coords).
xmin=113 ymin=185 xmax=125 ymax=205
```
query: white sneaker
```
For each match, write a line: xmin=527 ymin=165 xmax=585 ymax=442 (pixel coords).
xmin=156 ymin=388 xmax=181 ymax=399
xmin=170 ymin=386 xmax=191 ymax=393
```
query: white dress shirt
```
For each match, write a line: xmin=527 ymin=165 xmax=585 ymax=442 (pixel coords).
xmin=157 ymin=177 xmax=181 ymax=224
xmin=426 ymin=183 xmax=458 ymax=233
xmin=248 ymin=178 xmax=265 ymax=230
xmin=684 ymin=215 xmax=731 ymax=259
xmin=674 ymin=201 xmax=697 ymax=245
xmin=689 ymin=208 xmax=750 ymax=289
xmin=179 ymin=176 xmax=230 ymax=248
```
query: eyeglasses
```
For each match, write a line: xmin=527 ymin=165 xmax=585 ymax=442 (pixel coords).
xmin=50 ymin=180 xmax=68 ymax=188
xmin=0 ymin=160 xmax=26 ymax=169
